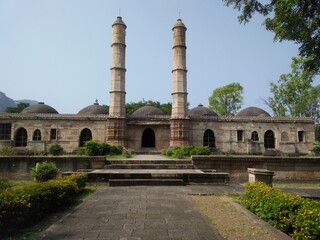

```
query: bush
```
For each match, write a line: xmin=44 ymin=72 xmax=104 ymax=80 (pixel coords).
xmin=48 ymin=143 xmax=64 ymax=156
xmin=0 ymin=174 xmax=88 ymax=234
xmin=190 ymin=146 xmax=210 ymax=155
xmin=0 ymin=179 xmax=11 ymax=192
xmin=31 ymin=161 xmax=59 ymax=182
xmin=312 ymin=140 xmax=320 ymax=155
xmin=109 ymin=145 xmax=123 ymax=155
xmin=242 ymin=182 xmax=320 ymax=239
xmin=0 ymin=146 xmax=14 ymax=156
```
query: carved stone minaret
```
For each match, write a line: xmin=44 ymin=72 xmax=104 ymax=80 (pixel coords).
xmin=107 ymin=16 xmax=127 ymax=146
xmin=170 ymin=19 xmax=189 ymax=147
xmin=109 ymin=16 xmax=126 ymax=117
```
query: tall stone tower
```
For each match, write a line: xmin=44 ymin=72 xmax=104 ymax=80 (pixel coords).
xmin=170 ymin=19 xmax=190 ymax=147
xmin=107 ymin=16 xmax=127 ymax=145
xmin=109 ymin=16 xmax=126 ymax=117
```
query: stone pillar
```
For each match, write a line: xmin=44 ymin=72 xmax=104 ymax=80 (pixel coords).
xmin=171 ymin=19 xmax=188 ymax=118
xmin=170 ymin=19 xmax=189 ymax=147
xmin=107 ymin=17 xmax=127 ymax=147
xmin=109 ymin=16 xmax=126 ymax=117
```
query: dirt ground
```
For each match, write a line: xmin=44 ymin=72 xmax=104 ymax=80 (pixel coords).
xmin=190 ymin=194 xmax=283 ymax=240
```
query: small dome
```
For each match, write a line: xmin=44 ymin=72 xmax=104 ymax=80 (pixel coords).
xmin=237 ymin=107 xmax=270 ymax=117
xmin=131 ymin=105 xmax=164 ymax=117
xmin=78 ymin=100 xmax=108 ymax=115
xmin=21 ymin=102 xmax=58 ymax=114
xmin=173 ymin=19 xmax=186 ymax=29
xmin=188 ymin=104 xmax=218 ymax=117
xmin=112 ymin=16 xmax=126 ymax=28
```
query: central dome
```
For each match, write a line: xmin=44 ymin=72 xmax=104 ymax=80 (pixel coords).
xmin=188 ymin=104 xmax=218 ymax=117
xmin=78 ymin=101 xmax=108 ymax=115
xmin=131 ymin=105 xmax=164 ymax=117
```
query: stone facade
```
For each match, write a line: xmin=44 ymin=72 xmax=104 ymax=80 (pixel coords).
xmin=0 ymin=17 xmax=315 ymax=155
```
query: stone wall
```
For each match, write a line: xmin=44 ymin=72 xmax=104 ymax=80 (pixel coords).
xmin=192 ymin=155 xmax=320 ymax=182
xmin=0 ymin=156 xmax=106 ymax=180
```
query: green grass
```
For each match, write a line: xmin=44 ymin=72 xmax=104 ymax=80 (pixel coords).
xmin=1 ymin=182 xmax=103 ymax=240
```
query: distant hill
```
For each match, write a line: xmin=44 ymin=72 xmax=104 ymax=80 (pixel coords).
xmin=0 ymin=91 xmax=37 ymax=112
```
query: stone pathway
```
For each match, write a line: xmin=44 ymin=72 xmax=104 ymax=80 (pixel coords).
xmin=37 ymin=185 xmax=243 ymax=240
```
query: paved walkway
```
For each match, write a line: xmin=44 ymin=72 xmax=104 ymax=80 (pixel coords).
xmin=37 ymin=184 xmax=244 ymax=240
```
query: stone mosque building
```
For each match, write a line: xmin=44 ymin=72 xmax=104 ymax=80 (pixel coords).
xmin=0 ymin=17 xmax=315 ymax=155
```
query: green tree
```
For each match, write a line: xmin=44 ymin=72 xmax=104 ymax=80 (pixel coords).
xmin=208 ymin=82 xmax=243 ymax=116
xmin=5 ymin=102 xmax=29 ymax=113
xmin=223 ymin=0 xmax=320 ymax=73
xmin=267 ymin=56 xmax=320 ymax=121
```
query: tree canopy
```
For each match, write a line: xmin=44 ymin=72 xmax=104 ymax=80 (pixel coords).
xmin=208 ymin=82 xmax=243 ymax=116
xmin=5 ymin=102 xmax=29 ymax=113
xmin=223 ymin=0 xmax=320 ymax=73
xmin=266 ymin=56 xmax=320 ymax=121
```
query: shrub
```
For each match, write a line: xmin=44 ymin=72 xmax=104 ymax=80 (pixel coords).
xmin=312 ymin=140 xmax=320 ymax=155
xmin=63 ymin=173 xmax=88 ymax=190
xmin=109 ymin=145 xmax=123 ymax=155
xmin=190 ymin=146 xmax=210 ymax=155
xmin=242 ymin=182 xmax=320 ymax=239
xmin=77 ymin=147 xmax=86 ymax=156
xmin=0 ymin=174 xmax=87 ymax=234
xmin=48 ymin=143 xmax=63 ymax=156
xmin=31 ymin=161 xmax=59 ymax=182
xmin=122 ymin=148 xmax=132 ymax=158
xmin=173 ymin=147 xmax=185 ymax=159
xmin=0 ymin=179 xmax=11 ymax=192
xmin=0 ymin=146 xmax=14 ymax=156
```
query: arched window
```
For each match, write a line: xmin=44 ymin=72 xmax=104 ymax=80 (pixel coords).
xmin=32 ymin=129 xmax=41 ymax=141
xmin=264 ymin=130 xmax=275 ymax=149
xmin=15 ymin=128 xmax=28 ymax=146
xmin=281 ymin=132 xmax=289 ymax=142
xmin=203 ymin=129 xmax=215 ymax=148
xmin=79 ymin=128 xmax=92 ymax=147
xmin=251 ymin=131 xmax=259 ymax=141
xmin=142 ymin=128 xmax=155 ymax=148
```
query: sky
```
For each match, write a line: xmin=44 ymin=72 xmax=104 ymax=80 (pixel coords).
xmin=0 ymin=0 xmax=300 ymax=114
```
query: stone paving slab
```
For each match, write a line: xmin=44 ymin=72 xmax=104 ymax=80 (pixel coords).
xmin=37 ymin=185 xmax=244 ymax=240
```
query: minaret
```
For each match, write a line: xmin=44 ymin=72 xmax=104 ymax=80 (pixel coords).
xmin=171 ymin=19 xmax=188 ymax=118
xmin=109 ymin=16 xmax=126 ymax=117
xmin=170 ymin=19 xmax=189 ymax=147
xmin=107 ymin=16 xmax=127 ymax=146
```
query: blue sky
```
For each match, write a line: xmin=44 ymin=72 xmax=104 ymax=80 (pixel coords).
xmin=0 ymin=0 xmax=300 ymax=114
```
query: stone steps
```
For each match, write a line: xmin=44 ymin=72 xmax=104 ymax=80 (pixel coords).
xmin=109 ymin=179 xmax=184 ymax=186
xmin=105 ymin=164 xmax=194 ymax=170
xmin=69 ymin=156 xmax=230 ymax=186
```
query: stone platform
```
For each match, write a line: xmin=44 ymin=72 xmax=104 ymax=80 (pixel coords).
xmin=66 ymin=155 xmax=230 ymax=186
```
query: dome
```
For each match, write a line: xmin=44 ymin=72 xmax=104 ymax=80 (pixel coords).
xmin=188 ymin=104 xmax=218 ymax=117
xmin=78 ymin=101 xmax=108 ymax=115
xmin=173 ymin=19 xmax=186 ymax=29
xmin=237 ymin=107 xmax=270 ymax=117
xmin=21 ymin=102 xmax=58 ymax=114
xmin=131 ymin=105 xmax=164 ymax=117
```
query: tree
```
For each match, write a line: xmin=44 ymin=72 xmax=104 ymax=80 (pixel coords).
xmin=5 ymin=102 xmax=29 ymax=113
xmin=223 ymin=0 xmax=320 ymax=73
xmin=266 ymin=56 xmax=320 ymax=121
xmin=208 ymin=82 xmax=243 ymax=116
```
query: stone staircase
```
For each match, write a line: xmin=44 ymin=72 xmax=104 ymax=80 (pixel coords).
xmin=70 ymin=155 xmax=230 ymax=186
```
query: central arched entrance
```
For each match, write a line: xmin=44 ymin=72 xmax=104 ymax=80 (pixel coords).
xmin=141 ymin=128 xmax=155 ymax=148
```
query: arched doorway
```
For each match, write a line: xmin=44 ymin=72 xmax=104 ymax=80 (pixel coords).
xmin=15 ymin=128 xmax=28 ymax=146
xmin=203 ymin=129 xmax=215 ymax=148
xmin=264 ymin=130 xmax=275 ymax=148
xmin=141 ymin=128 xmax=155 ymax=148
xmin=79 ymin=128 xmax=92 ymax=147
